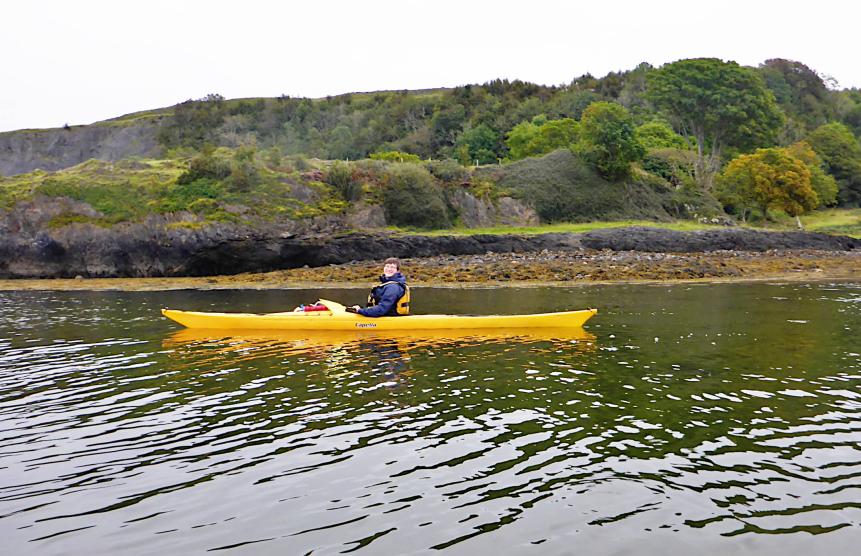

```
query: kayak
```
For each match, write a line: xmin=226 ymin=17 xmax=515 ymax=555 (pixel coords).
xmin=162 ymin=299 xmax=597 ymax=331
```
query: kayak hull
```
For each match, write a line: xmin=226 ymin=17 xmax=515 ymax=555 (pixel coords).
xmin=161 ymin=307 xmax=597 ymax=331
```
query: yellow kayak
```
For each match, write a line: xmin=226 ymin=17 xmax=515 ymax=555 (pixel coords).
xmin=162 ymin=299 xmax=597 ymax=331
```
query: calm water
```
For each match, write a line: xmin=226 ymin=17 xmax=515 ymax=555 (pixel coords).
xmin=1 ymin=283 xmax=859 ymax=555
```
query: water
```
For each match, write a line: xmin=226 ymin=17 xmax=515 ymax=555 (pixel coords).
xmin=1 ymin=283 xmax=859 ymax=555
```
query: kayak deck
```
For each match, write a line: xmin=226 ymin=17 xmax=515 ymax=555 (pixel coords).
xmin=162 ymin=303 xmax=597 ymax=331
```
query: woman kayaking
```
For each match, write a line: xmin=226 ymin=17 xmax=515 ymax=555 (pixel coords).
xmin=347 ymin=257 xmax=410 ymax=317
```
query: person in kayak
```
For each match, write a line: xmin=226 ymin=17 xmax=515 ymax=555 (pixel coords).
xmin=348 ymin=257 xmax=410 ymax=317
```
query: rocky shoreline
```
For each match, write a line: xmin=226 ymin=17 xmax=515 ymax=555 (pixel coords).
xmin=1 ymin=204 xmax=859 ymax=280
xmin=1 ymin=248 xmax=858 ymax=291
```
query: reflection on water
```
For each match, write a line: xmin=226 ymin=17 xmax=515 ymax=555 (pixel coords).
xmin=0 ymin=284 xmax=859 ymax=555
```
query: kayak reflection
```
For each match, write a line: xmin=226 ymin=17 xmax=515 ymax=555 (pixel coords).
xmin=163 ymin=327 xmax=597 ymax=362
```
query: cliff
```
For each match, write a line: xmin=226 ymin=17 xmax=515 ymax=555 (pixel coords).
xmin=0 ymin=117 xmax=162 ymax=176
xmin=1 ymin=197 xmax=856 ymax=279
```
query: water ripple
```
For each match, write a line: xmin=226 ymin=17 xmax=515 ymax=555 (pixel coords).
xmin=1 ymin=285 xmax=860 ymax=554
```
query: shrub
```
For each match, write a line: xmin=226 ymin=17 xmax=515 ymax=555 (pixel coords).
xmin=641 ymin=148 xmax=697 ymax=189
xmin=177 ymin=149 xmax=231 ymax=185
xmin=229 ymin=145 xmax=259 ymax=192
xmin=484 ymin=149 xmax=673 ymax=222
xmin=158 ymin=178 xmax=225 ymax=213
xmin=382 ymin=164 xmax=450 ymax=228
xmin=287 ymin=154 xmax=312 ymax=171
xmin=425 ymin=158 xmax=469 ymax=183
xmin=370 ymin=150 xmax=422 ymax=163
xmin=325 ymin=161 xmax=362 ymax=201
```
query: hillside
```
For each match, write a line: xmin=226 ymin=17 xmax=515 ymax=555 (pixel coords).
xmin=1 ymin=58 xmax=859 ymax=180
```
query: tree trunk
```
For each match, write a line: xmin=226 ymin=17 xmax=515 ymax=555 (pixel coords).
xmin=795 ymin=215 xmax=804 ymax=230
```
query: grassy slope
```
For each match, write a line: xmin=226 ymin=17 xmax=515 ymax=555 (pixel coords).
xmin=0 ymin=156 xmax=343 ymax=226
xmin=1 ymin=149 xmax=858 ymax=237
xmin=477 ymin=149 xmax=723 ymax=224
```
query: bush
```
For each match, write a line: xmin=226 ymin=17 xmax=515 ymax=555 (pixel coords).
xmin=484 ymin=149 xmax=674 ymax=222
xmin=382 ymin=164 xmax=450 ymax=228
xmin=158 ymin=178 xmax=225 ymax=213
xmin=370 ymin=150 xmax=422 ymax=163
xmin=640 ymin=148 xmax=697 ymax=189
xmin=287 ymin=154 xmax=312 ymax=171
xmin=325 ymin=161 xmax=362 ymax=201
xmin=229 ymin=146 xmax=260 ymax=192
xmin=177 ymin=149 xmax=231 ymax=185
xmin=425 ymin=158 xmax=469 ymax=183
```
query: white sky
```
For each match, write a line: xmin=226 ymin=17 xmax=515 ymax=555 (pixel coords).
xmin=2 ymin=0 xmax=858 ymax=133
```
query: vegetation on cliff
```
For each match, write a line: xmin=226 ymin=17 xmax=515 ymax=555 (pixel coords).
xmin=2 ymin=57 xmax=861 ymax=237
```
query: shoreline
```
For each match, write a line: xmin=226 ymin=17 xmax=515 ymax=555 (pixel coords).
xmin=1 ymin=249 xmax=858 ymax=291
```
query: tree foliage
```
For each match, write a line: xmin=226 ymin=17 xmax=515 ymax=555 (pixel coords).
xmin=785 ymin=141 xmax=838 ymax=207
xmin=717 ymin=148 xmax=818 ymax=220
xmin=805 ymin=122 xmax=861 ymax=205
xmin=758 ymin=59 xmax=835 ymax=131
xmin=506 ymin=117 xmax=579 ymax=160
xmin=635 ymin=120 xmax=688 ymax=150
xmin=381 ymin=164 xmax=450 ymax=228
xmin=158 ymin=94 xmax=226 ymax=149
xmin=646 ymin=58 xmax=784 ymax=190
xmin=456 ymin=124 xmax=499 ymax=165
xmin=575 ymin=102 xmax=644 ymax=180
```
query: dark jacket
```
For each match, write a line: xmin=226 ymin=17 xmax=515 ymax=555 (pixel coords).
xmin=359 ymin=272 xmax=407 ymax=317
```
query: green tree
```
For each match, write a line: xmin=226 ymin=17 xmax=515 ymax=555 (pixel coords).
xmin=157 ymin=94 xmax=226 ymax=149
xmin=805 ymin=122 xmax=861 ymax=205
xmin=576 ymin=102 xmax=644 ymax=180
xmin=786 ymin=141 xmax=838 ymax=207
xmin=635 ymin=120 xmax=688 ymax=150
xmin=758 ymin=59 xmax=835 ymax=130
xmin=717 ymin=148 xmax=818 ymax=224
xmin=456 ymin=123 xmax=499 ymax=165
xmin=547 ymin=89 xmax=600 ymax=119
xmin=530 ymin=118 xmax=579 ymax=155
xmin=646 ymin=58 xmax=784 ymax=190
xmin=505 ymin=120 xmax=540 ymax=160
xmin=506 ymin=117 xmax=579 ymax=160
xmin=328 ymin=124 xmax=357 ymax=160
xmin=431 ymin=103 xmax=466 ymax=150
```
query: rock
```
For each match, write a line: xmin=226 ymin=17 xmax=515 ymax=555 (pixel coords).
xmin=1 ymin=199 xmax=858 ymax=279
xmin=0 ymin=120 xmax=163 ymax=176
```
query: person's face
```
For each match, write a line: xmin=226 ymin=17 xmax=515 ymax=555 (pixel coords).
xmin=383 ymin=262 xmax=398 ymax=277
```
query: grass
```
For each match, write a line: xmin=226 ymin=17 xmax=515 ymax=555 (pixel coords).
xmin=0 ymin=155 xmax=348 ymax=225
xmin=390 ymin=219 xmax=722 ymax=236
xmin=391 ymin=210 xmax=861 ymax=237
xmin=799 ymin=208 xmax=861 ymax=237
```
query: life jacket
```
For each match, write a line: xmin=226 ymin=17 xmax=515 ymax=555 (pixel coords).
xmin=368 ymin=281 xmax=410 ymax=315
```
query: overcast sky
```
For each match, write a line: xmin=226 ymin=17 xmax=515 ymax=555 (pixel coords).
xmin=2 ymin=0 xmax=858 ymax=133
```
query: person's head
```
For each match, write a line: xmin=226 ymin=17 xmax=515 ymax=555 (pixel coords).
xmin=382 ymin=257 xmax=400 ymax=277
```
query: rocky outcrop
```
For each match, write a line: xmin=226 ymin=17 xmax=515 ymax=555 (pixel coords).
xmin=579 ymin=226 xmax=861 ymax=252
xmin=1 ymin=201 xmax=858 ymax=279
xmin=0 ymin=119 xmax=162 ymax=176
xmin=447 ymin=190 xmax=538 ymax=227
